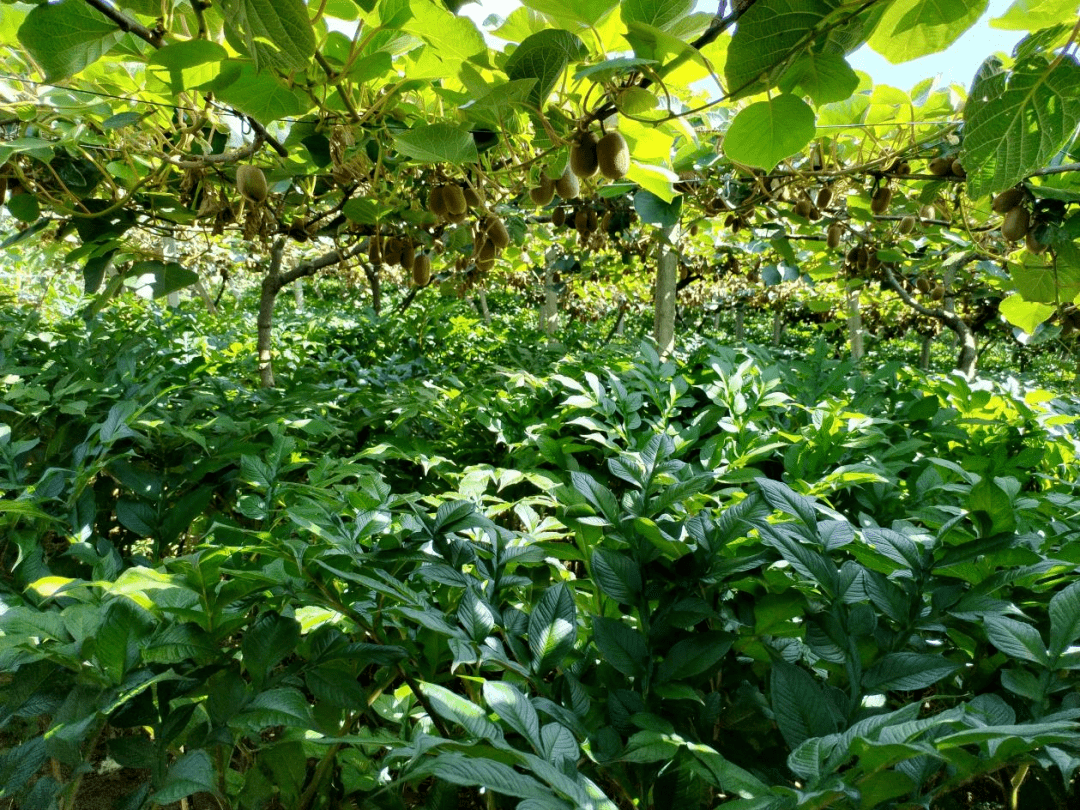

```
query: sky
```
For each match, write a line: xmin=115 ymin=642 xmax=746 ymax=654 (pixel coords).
xmin=459 ymin=0 xmax=1027 ymax=92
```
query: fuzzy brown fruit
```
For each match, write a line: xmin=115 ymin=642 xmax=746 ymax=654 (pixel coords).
xmin=826 ymin=223 xmax=842 ymax=249
xmin=530 ymin=176 xmax=555 ymax=206
xmin=412 ymin=254 xmax=431 ymax=286
xmin=486 ymin=216 xmax=510 ymax=250
xmin=400 ymin=244 xmax=416 ymax=272
xmin=551 ymin=207 xmax=566 ymax=227
xmin=950 ymin=160 xmax=966 ymax=178
xmin=870 ymin=187 xmax=892 ymax=215
xmin=1001 ymin=207 xmax=1030 ymax=242
xmin=816 ymin=187 xmax=833 ymax=209
xmin=236 ymin=165 xmax=268 ymax=204
xmin=920 ymin=204 xmax=936 ymax=221
xmin=928 ymin=157 xmax=951 ymax=176
xmin=427 ymin=186 xmax=448 ymax=217
xmin=992 ymin=188 xmax=1024 ymax=214
xmin=463 ymin=186 xmax=481 ymax=208
xmin=916 ymin=277 xmax=932 ymax=294
xmin=899 ymin=215 xmax=917 ymax=234
xmin=931 ymin=284 xmax=945 ymax=301
xmin=555 ymin=167 xmax=579 ymax=200
xmin=570 ymin=131 xmax=599 ymax=179
xmin=793 ymin=199 xmax=814 ymax=218
xmin=383 ymin=237 xmax=402 ymax=267
xmin=1025 ymin=230 xmax=1048 ymax=254
xmin=574 ymin=208 xmax=589 ymax=232
xmin=597 ymin=131 xmax=630 ymax=181
xmin=368 ymin=238 xmax=382 ymax=265
xmin=443 ymin=184 xmax=468 ymax=216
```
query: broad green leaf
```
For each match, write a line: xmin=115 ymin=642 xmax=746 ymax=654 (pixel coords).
xmin=868 ymin=0 xmax=986 ymax=63
xmin=129 ymin=260 xmax=200 ymax=299
xmin=213 ymin=64 xmax=309 ymax=124
xmin=723 ymin=95 xmax=816 ymax=170
xmin=778 ymin=52 xmax=860 ymax=106
xmin=621 ymin=730 xmax=679 ymax=762
xmin=342 ymin=198 xmax=389 ymax=224
xmin=962 ymin=56 xmax=1080 ymax=198
xmin=222 ymin=0 xmax=316 ymax=72
xmin=521 ymin=0 xmax=619 ymax=27
xmin=967 ymin=477 xmax=1017 ymax=534
xmin=570 ymin=471 xmax=620 ymax=523
xmin=484 ymin=681 xmax=542 ymax=749
xmin=242 ymin=612 xmax=300 ymax=688
xmin=984 ymin=615 xmax=1049 ymax=667
xmin=863 ymin=653 xmax=962 ymax=691
xmin=17 ymin=0 xmax=124 ymax=81
xmin=529 ymin=584 xmax=577 ymax=673
xmin=116 ymin=498 xmax=156 ymax=537
xmin=419 ymin=682 xmax=504 ymax=741
xmin=234 ymin=688 xmax=315 ymax=730
xmin=95 ymin=600 xmax=151 ymax=685
xmin=757 ymin=477 xmax=818 ymax=527
xmin=420 ymin=753 xmax=552 ymax=800
xmin=627 ymin=163 xmax=680 ymax=203
xmin=991 ymin=0 xmax=1080 ymax=30
xmin=591 ymin=616 xmax=647 ymax=676
xmin=687 ymin=744 xmax=773 ymax=798
xmin=1048 ymin=580 xmax=1080 ymax=661
xmin=621 ymin=0 xmax=694 ymax=32
xmin=148 ymin=40 xmax=228 ymax=91
xmin=999 ymin=293 xmax=1055 ymax=333
xmin=504 ymin=29 xmax=588 ymax=109
xmin=656 ymin=632 xmax=733 ymax=682
xmin=393 ymin=124 xmax=480 ymax=164
xmin=458 ymin=591 xmax=495 ymax=641
xmin=724 ymin=0 xmax=837 ymax=100
xmin=406 ymin=0 xmax=486 ymax=64
xmin=590 ymin=548 xmax=642 ymax=603
xmin=154 ymin=750 xmax=215 ymax=805
xmin=634 ymin=188 xmax=682 ymax=229
xmin=7 ymin=194 xmax=40 ymax=223
xmin=771 ymin=662 xmax=838 ymax=748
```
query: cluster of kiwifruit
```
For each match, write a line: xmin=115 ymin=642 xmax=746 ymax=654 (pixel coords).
xmin=426 ymin=181 xmax=481 ymax=224
xmin=526 ymin=127 xmax=631 ymax=205
xmin=914 ymin=275 xmax=947 ymax=302
xmin=844 ymin=243 xmax=882 ymax=278
xmin=927 ymin=155 xmax=966 ymax=178
xmin=472 ymin=213 xmax=511 ymax=272
xmin=992 ymin=187 xmax=1046 ymax=252
xmin=367 ymin=233 xmax=432 ymax=286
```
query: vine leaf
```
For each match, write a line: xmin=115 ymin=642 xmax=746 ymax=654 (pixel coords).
xmin=392 ymin=123 xmax=480 ymax=164
xmin=222 ymin=0 xmax=316 ymax=72
xmin=504 ymin=30 xmax=588 ymax=109
xmin=17 ymin=0 xmax=125 ymax=82
xmin=723 ymin=94 xmax=816 ymax=169
xmin=867 ymin=0 xmax=986 ymax=64
xmin=961 ymin=56 xmax=1080 ymax=199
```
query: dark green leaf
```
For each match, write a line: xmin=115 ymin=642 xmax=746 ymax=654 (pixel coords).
xmin=1049 ymin=580 xmax=1080 ymax=661
xmin=420 ymin=682 xmax=504 ymax=742
xmin=419 ymin=753 xmax=552 ymax=800
xmin=984 ymin=615 xmax=1049 ymax=667
xmin=592 ymin=616 xmax=648 ymax=677
xmin=723 ymin=94 xmax=816 ymax=170
xmin=504 ymin=30 xmax=588 ymax=109
xmin=484 ymin=681 xmax=542 ymax=749
xmin=863 ymin=653 xmax=962 ymax=691
xmin=529 ymin=584 xmax=577 ymax=673
xmin=771 ymin=662 xmax=838 ymax=748
xmin=154 ymin=750 xmax=215 ymax=805
xmin=241 ymin=612 xmax=300 ymax=688
xmin=17 ymin=0 xmax=125 ymax=81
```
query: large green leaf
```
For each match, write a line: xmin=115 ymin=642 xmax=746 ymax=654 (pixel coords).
xmin=406 ymin=0 xmax=486 ymax=65
xmin=128 ymin=260 xmax=200 ymax=299
xmin=778 ymin=51 xmax=860 ymax=106
xmin=984 ymin=615 xmax=1049 ymax=668
xmin=419 ymin=753 xmax=553 ymax=800
xmin=213 ymin=63 xmax=310 ymax=124
xmin=868 ymin=0 xmax=986 ymax=64
xmin=154 ymin=750 xmax=216 ymax=806
xmin=962 ymin=56 xmax=1080 ymax=198
xmin=241 ymin=612 xmax=300 ymax=688
xmin=521 ymin=0 xmax=619 ymax=27
xmin=17 ymin=0 xmax=125 ymax=81
xmin=723 ymin=94 xmax=816 ymax=170
xmin=991 ymin=0 xmax=1080 ymax=30
xmin=999 ymin=293 xmax=1055 ymax=333
xmin=393 ymin=124 xmax=480 ymax=164
xmin=1048 ymin=580 xmax=1080 ymax=661
xmin=528 ymin=584 xmax=577 ymax=673
xmin=504 ymin=30 xmax=588 ymax=109
xmin=590 ymin=548 xmax=642 ymax=604
xmin=862 ymin=653 xmax=962 ymax=691
xmin=483 ymin=682 xmax=541 ymax=750
xmin=724 ymin=0 xmax=837 ymax=100
xmin=621 ymin=0 xmax=694 ymax=32
xmin=591 ymin=616 xmax=647 ymax=676
xmin=95 ymin=600 xmax=152 ymax=686
xmin=656 ymin=632 xmax=733 ymax=682
xmin=221 ymin=0 xmax=316 ymax=72
xmin=771 ymin=662 xmax=838 ymax=748
xmin=419 ymin=682 xmax=504 ymax=741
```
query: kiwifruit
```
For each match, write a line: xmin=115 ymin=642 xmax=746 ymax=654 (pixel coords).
xmin=368 ymin=238 xmax=382 ymax=265
xmin=808 ymin=206 xmax=822 ymax=221
xmin=899 ymin=215 xmax=917 ymax=234
xmin=916 ymin=277 xmax=932 ymax=294
xmin=1001 ymin=206 xmax=1030 ymax=241
xmin=443 ymin=184 xmax=468 ymax=216
xmin=551 ymin=207 xmax=566 ymax=226
xmin=816 ymin=187 xmax=833 ymax=209
xmin=587 ymin=209 xmax=598 ymax=232
xmin=894 ymin=160 xmax=911 ymax=176
xmin=477 ymin=238 xmax=497 ymax=262
xmin=1025 ymin=230 xmax=1048 ymax=254
xmin=570 ymin=131 xmax=599 ymax=179
xmin=870 ymin=186 xmax=892 ymax=215
xmin=689 ymin=223 xmax=699 ymax=236
xmin=446 ymin=208 xmax=469 ymax=224
xmin=992 ymin=188 xmax=1024 ymax=214
xmin=950 ymin=160 xmax=966 ymax=178
xmin=602 ymin=211 xmax=613 ymax=232
xmin=486 ymin=215 xmax=510 ymax=250
xmin=856 ymin=246 xmax=870 ymax=271
xmin=928 ymin=157 xmax=951 ymax=176
xmin=412 ymin=253 xmax=431 ymax=286
xmin=236 ymin=165 xmax=268 ymax=204
xmin=0 ymin=177 xmax=7 ymax=204
xmin=383 ymin=237 xmax=402 ymax=267
xmin=597 ymin=131 xmax=630 ymax=181
xmin=920 ymin=204 xmax=936 ymax=221
xmin=826 ymin=223 xmax=842 ymax=249
xmin=724 ymin=215 xmax=735 ymax=228
xmin=463 ymin=186 xmax=481 ymax=208
xmin=427 ymin=186 xmax=448 ymax=217
xmin=574 ymin=208 xmax=589 ymax=232
xmin=867 ymin=250 xmax=881 ymax=271
xmin=793 ymin=198 xmax=814 ymax=218
xmin=555 ymin=167 xmax=579 ymax=200
xmin=930 ymin=284 xmax=945 ymax=301
xmin=530 ymin=176 xmax=555 ymax=206
xmin=400 ymin=244 xmax=416 ymax=272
